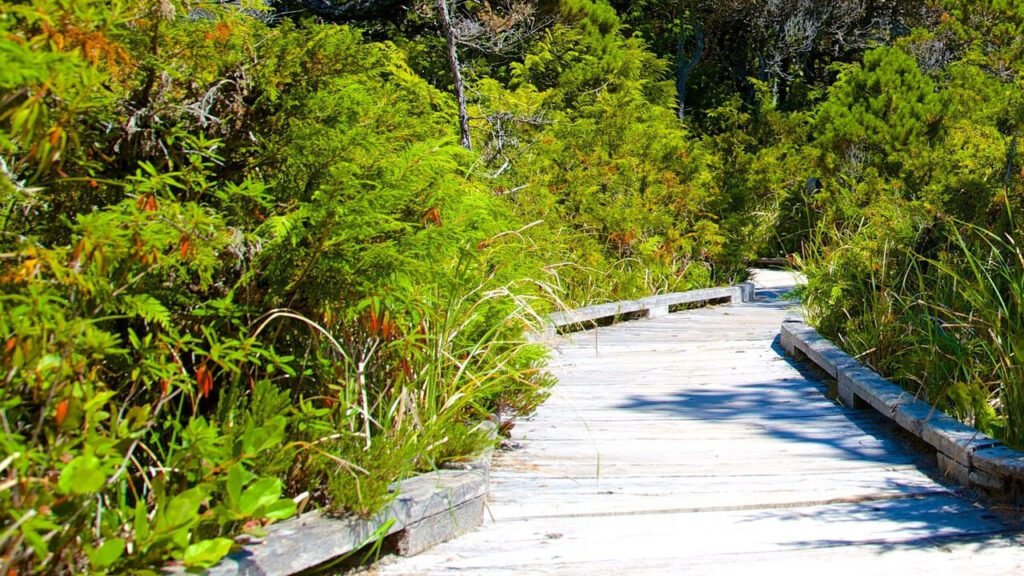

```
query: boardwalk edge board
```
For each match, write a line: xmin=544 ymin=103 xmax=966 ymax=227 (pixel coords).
xmin=781 ymin=318 xmax=1024 ymax=501
xmin=542 ymin=281 xmax=756 ymax=337
xmin=171 ymin=422 xmax=496 ymax=576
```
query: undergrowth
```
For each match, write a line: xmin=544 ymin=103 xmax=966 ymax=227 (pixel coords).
xmin=800 ymin=214 xmax=1024 ymax=448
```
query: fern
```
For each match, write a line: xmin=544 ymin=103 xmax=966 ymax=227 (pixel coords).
xmin=118 ymin=294 xmax=172 ymax=328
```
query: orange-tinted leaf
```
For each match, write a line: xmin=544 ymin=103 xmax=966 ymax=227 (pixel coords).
xmin=421 ymin=207 xmax=442 ymax=227
xmin=5 ymin=258 xmax=42 ymax=283
xmin=368 ymin=309 xmax=380 ymax=335
xmin=54 ymin=399 xmax=69 ymax=426
xmin=137 ymin=193 xmax=158 ymax=212
xmin=68 ymin=239 xmax=85 ymax=270
xmin=4 ymin=337 xmax=16 ymax=355
xmin=213 ymin=22 xmax=232 ymax=42
xmin=196 ymin=364 xmax=213 ymax=398
xmin=178 ymin=235 xmax=191 ymax=259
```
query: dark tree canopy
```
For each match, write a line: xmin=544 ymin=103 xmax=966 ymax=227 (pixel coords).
xmin=272 ymin=0 xmax=408 ymax=21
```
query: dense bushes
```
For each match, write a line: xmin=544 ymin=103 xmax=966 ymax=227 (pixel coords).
xmin=771 ymin=27 xmax=1024 ymax=447
xmin=0 ymin=3 xmax=535 ymax=572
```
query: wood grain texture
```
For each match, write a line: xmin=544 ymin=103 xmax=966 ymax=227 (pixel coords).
xmin=373 ymin=270 xmax=1024 ymax=575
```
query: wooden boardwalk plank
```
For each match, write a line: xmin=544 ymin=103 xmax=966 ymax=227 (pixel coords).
xmin=373 ymin=270 xmax=1024 ymax=574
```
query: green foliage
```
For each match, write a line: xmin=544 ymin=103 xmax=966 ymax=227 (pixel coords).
xmin=511 ymin=1 xmax=674 ymax=110
xmin=788 ymin=5 xmax=1024 ymax=449
xmin=467 ymin=2 xmax=745 ymax=301
xmin=0 ymin=2 xmax=547 ymax=573
xmin=815 ymin=47 xmax=944 ymax=192
xmin=799 ymin=214 xmax=1024 ymax=447
xmin=498 ymin=88 xmax=731 ymax=300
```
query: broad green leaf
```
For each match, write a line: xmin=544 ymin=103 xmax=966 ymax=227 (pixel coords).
xmin=159 ymin=487 xmax=205 ymax=532
xmin=83 ymin=390 xmax=117 ymax=413
xmin=238 ymin=477 xmax=282 ymax=516
xmin=226 ymin=463 xmax=255 ymax=507
xmin=87 ymin=538 xmax=126 ymax=568
xmin=36 ymin=354 xmax=62 ymax=373
xmin=264 ymin=498 xmax=297 ymax=521
xmin=125 ymin=405 xmax=151 ymax=432
xmin=134 ymin=501 xmax=150 ymax=542
xmin=21 ymin=524 xmax=47 ymax=561
xmin=58 ymin=455 xmax=106 ymax=495
xmin=241 ymin=416 xmax=286 ymax=456
xmin=183 ymin=537 xmax=233 ymax=568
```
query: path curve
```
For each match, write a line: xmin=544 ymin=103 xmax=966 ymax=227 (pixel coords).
xmin=374 ymin=270 xmax=1024 ymax=575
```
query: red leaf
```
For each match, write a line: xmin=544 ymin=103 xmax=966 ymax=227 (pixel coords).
xmin=368 ymin=308 xmax=380 ymax=336
xmin=55 ymin=399 xmax=69 ymax=426
xmin=178 ymin=235 xmax=191 ymax=259
xmin=196 ymin=363 xmax=213 ymax=398
xmin=421 ymin=207 xmax=442 ymax=227
xmin=136 ymin=193 xmax=158 ymax=212
xmin=381 ymin=317 xmax=395 ymax=341
xmin=69 ymin=239 xmax=85 ymax=269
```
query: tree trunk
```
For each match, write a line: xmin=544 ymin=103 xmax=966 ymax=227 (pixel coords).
xmin=676 ymin=23 xmax=704 ymax=120
xmin=1005 ymin=134 xmax=1018 ymax=195
xmin=438 ymin=0 xmax=472 ymax=150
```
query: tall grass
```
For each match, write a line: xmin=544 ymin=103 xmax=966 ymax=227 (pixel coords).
xmin=304 ymin=254 xmax=556 ymax=515
xmin=800 ymin=213 xmax=1024 ymax=447
xmin=922 ymin=223 xmax=1024 ymax=444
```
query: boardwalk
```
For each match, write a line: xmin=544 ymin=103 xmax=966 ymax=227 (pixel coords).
xmin=375 ymin=270 xmax=1024 ymax=574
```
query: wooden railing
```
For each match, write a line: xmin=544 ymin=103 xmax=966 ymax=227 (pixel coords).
xmin=782 ymin=318 xmax=1024 ymax=502
xmin=541 ymin=282 xmax=756 ymax=337
xmin=185 ymin=423 xmax=496 ymax=576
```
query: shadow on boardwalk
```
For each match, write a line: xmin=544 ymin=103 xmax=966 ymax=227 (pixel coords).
xmin=612 ymin=288 xmax=1022 ymax=555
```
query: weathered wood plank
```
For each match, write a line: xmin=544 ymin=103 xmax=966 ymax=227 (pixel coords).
xmin=376 ymin=496 xmax=1018 ymax=574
